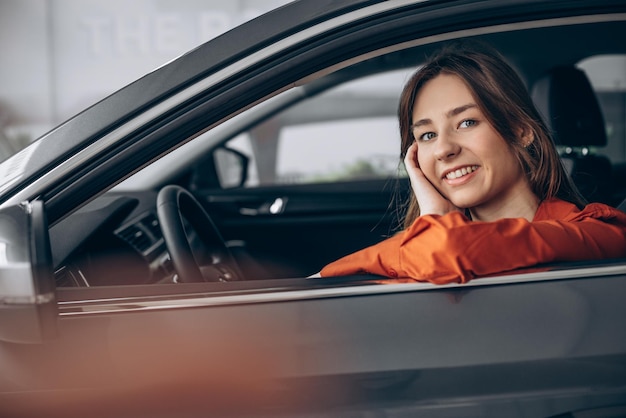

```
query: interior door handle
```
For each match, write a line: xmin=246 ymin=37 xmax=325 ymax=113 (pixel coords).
xmin=239 ymin=197 xmax=287 ymax=216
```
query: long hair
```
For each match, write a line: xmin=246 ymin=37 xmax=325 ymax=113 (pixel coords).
xmin=397 ymin=41 xmax=585 ymax=229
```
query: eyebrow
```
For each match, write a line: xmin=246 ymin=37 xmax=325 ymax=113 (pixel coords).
xmin=411 ymin=103 xmax=478 ymax=129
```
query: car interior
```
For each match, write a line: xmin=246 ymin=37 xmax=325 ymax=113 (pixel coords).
xmin=50 ymin=18 xmax=626 ymax=288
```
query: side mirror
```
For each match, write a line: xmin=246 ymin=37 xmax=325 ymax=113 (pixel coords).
xmin=0 ymin=201 xmax=57 ymax=344
xmin=214 ymin=147 xmax=249 ymax=188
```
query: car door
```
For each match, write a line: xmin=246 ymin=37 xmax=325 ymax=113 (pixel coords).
xmin=4 ymin=259 xmax=626 ymax=418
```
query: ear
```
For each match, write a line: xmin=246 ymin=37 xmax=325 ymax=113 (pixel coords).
xmin=518 ymin=125 xmax=535 ymax=147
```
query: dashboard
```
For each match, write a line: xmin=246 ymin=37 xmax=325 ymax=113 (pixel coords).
xmin=50 ymin=191 xmax=175 ymax=287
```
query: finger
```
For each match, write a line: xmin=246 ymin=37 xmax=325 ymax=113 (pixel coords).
xmin=410 ymin=141 xmax=420 ymax=169
xmin=404 ymin=141 xmax=418 ymax=167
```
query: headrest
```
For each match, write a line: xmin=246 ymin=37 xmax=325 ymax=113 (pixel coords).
xmin=531 ymin=66 xmax=607 ymax=147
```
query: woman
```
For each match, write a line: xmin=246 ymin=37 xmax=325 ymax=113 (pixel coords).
xmin=319 ymin=42 xmax=626 ymax=284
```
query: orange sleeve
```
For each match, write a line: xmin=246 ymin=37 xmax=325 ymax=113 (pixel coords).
xmin=320 ymin=202 xmax=626 ymax=284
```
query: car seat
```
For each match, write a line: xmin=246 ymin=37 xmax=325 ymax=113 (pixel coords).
xmin=531 ymin=65 xmax=613 ymax=204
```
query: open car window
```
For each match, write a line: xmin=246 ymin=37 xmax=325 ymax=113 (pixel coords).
xmin=34 ymin=8 xmax=626 ymax=299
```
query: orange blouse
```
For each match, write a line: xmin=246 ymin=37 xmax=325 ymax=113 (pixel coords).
xmin=320 ymin=198 xmax=626 ymax=284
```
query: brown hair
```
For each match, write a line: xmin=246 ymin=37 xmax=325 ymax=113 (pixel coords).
xmin=397 ymin=41 xmax=585 ymax=229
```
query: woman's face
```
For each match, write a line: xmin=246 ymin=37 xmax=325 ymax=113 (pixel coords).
xmin=411 ymin=73 xmax=535 ymax=217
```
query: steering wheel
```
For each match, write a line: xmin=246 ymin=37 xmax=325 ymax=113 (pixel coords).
xmin=156 ymin=185 xmax=242 ymax=283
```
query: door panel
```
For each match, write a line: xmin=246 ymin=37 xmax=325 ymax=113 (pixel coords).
xmin=4 ymin=275 xmax=626 ymax=417
xmin=194 ymin=178 xmax=409 ymax=278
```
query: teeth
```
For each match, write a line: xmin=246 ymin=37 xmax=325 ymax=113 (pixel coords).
xmin=446 ymin=165 xmax=478 ymax=180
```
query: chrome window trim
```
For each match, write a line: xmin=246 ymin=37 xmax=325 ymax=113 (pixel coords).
xmin=58 ymin=263 xmax=626 ymax=316
xmin=2 ymin=6 xmax=625 ymax=208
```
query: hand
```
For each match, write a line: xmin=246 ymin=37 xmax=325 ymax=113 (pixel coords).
xmin=404 ymin=141 xmax=461 ymax=216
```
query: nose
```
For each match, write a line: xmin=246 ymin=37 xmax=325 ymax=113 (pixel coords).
xmin=434 ymin=131 xmax=461 ymax=161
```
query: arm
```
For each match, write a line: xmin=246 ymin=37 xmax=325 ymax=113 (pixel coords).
xmin=320 ymin=203 xmax=626 ymax=284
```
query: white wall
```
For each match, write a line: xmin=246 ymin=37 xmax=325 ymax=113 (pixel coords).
xmin=0 ymin=0 xmax=51 ymax=152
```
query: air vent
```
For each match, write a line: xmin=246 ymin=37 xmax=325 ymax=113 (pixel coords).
xmin=143 ymin=213 xmax=162 ymax=240
xmin=117 ymin=224 xmax=153 ymax=253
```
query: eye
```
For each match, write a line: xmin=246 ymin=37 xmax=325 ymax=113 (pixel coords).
xmin=416 ymin=131 xmax=437 ymax=142
xmin=459 ymin=119 xmax=477 ymax=129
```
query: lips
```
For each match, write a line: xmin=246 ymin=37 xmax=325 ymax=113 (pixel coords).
xmin=443 ymin=165 xmax=479 ymax=180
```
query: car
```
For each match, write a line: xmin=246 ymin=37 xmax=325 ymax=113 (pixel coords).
xmin=1 ymin=0 xmax=626 ymax=417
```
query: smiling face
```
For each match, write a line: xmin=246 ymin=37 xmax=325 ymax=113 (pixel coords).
xmin=412 ymin=73 xmax=538 ymax=220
